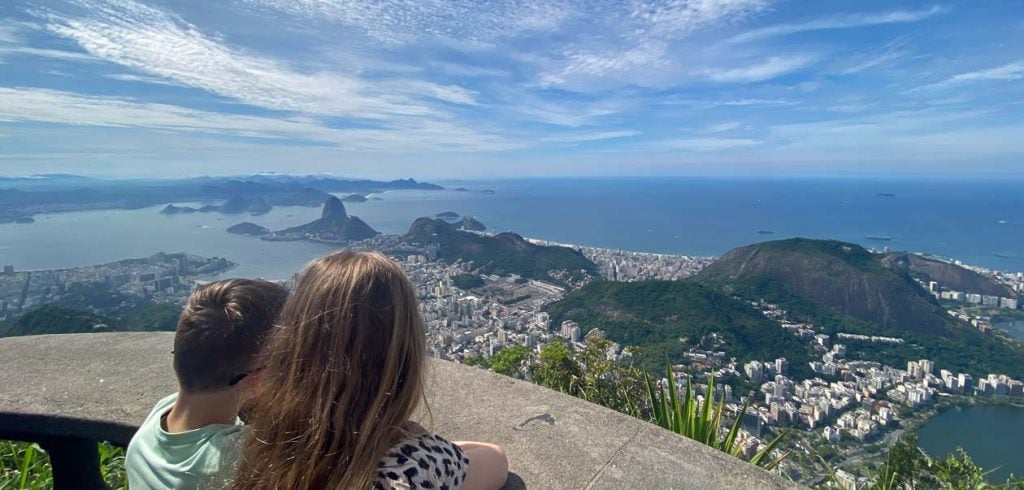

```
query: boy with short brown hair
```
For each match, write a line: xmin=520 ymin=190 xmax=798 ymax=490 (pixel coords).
xmin=126 ymin=279 xmax=287 ymax=489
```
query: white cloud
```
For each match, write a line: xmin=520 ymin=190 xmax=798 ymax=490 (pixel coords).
xmin=543 ymin=130 xmax=640 ymax=143
xmin=0 ymin=45 xmax=96 ymax=61
xmin=533 ymin=0 xmax=769 ymax=89
xmin=721 ymin=98 xmax=792 ymax=106
xmin=727 ymin=5 xmax=945 ymax=44
xmin=502 ymin=95 xmax=631 ymax=127
xmin=836 ymin=39 xmax=908 ymax=75
xmin=701 ymin=55 xmax=814 ymax=82
xmin=103 ymin=73 xmax=175 ymax=85
xmin=538 ymin=42 xmax=671 ymax=87
xmin=704 ymin=121 xmax=742 ymax=132
xmin=0 ymin=87 xmax=514 ymax=152
xmin=0 ymin=24 xmax=22 ymax=44
xmin=629 ymin=0 xmax=770 ymax=40
xmin=237 ymin=0 xmax=576 ymax=45
xmin=944 ymin=61 xmax=1024 ymax=83
xmin=35 ymin=0 xmax=474 ymax=119
xmin=431 ymin=61 xmax=510 ymax=78
xmin=912 ymin=61 xmax=1024 ymax=91
xmin=663 ymin=137 xmax=760 ymax=151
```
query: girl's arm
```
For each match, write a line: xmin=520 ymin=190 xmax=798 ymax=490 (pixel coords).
xmin=454 ymin=441 xmax=509 ymax=490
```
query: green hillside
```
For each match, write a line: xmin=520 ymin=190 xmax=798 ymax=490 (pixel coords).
xmin=696 ymin=238 xmax=1024 ymax=379
xmin=543 ymin=280 xmax=814 ymax=379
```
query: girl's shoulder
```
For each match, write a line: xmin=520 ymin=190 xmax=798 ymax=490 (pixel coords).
xmin=375 ymin=432 xmax=470 ymax=490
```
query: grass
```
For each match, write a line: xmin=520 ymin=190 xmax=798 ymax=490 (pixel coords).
xmin=0 ymin=440 xmax=127 ymax=489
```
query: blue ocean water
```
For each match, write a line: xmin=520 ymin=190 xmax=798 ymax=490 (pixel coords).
xmin=360 ymin=177 xmax=1024 ymax=270
xmin=0 ymin=177 xmax=1021 ymax=279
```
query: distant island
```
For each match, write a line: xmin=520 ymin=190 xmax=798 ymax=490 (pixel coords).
xmin=436 ymin=211 xmax=460 ymax=219
xmin=453 ymin=187 xmax=470 ymax=192
xmin=481 ymin=189 xmax=496 ymax=195
xmin=876 ymin=192 xmax=897 ymax=197
xmin=341 ymin=194 xmax=368 ymax=203
xmin=160 ymin=196 xmax=272 ymax=216
xmin=865 ymin=235 xmax=892 ymax=241
xmin=0 ymin=174 xmax=443 ymax=223
xmin=226 ymin=222 xmax=271 ymax=236
xmin=757 ymin=230 xmax=774 ymax=235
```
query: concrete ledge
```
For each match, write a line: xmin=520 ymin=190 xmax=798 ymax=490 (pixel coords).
xmin=0 ymin=333 xmax=800 ymax=489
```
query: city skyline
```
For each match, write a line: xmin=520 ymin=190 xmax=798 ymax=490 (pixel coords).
xmin=0 ymin=0 xmax=1022 ymax=179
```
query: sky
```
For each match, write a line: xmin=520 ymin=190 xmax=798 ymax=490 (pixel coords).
xmin=0 ymin=0 xmax=1022 ymax=180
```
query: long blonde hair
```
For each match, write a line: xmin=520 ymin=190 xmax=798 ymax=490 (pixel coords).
xmin=231 ymin=251 xmax=427 ymax=489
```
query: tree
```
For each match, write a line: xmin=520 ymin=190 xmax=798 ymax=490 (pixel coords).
xmin=491 ymin=346 xmax=530 ymax=379
xmin=574 ymin=337 xmax=643 ymax=413
xmin=533 ymin=340 xmax=579 ymax=393
xmin=463 ymin=355 xmax=491 ymax=369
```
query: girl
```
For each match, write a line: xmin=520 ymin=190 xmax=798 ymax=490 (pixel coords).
xmin=231 ymin=251 xmax=509 ymax=489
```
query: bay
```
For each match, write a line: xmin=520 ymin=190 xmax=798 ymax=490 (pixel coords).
xmin=0 ymin=177 xmax=1022 ymax=280
xmin=917 ymin=404 xmax=1024 ymax=481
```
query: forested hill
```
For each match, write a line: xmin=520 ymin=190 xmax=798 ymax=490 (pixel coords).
xmin=543 ymin=280 xmax=814 ymax=378
xmin=697 ymin=238 xmax=957 ymax=337
xmin=694 ymin=238 xmax=1024 ymax=379
xmin=403 ymin=218 xmax=596 ymax=284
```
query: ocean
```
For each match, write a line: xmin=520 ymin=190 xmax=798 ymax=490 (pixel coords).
xmin=0 ymin=177 xmax=1022 ymax=279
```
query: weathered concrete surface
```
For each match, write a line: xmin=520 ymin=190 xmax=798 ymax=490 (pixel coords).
xmin=0 ymin=333 xmax=801 ymax=489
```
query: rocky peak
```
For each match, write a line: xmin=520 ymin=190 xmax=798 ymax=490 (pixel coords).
xmin=321 ymin=196 xmax=348 ymax=220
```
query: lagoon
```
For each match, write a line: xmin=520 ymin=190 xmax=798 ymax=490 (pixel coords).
xmin=917 ymin=403 xmax=1024 ymax=482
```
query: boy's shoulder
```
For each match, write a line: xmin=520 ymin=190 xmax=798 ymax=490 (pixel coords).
xmin=126 ymin=393 xmax=247 ymax=489
xmin=144 ymin=393 xmax=178 ymax=421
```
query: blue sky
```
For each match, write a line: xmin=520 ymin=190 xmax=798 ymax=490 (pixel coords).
xmin=0 ymin=0 xmax=1021 ymax=179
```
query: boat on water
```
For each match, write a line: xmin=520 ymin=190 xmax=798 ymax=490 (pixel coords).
xmin=865 ymin=235 xmax=892 ymax=241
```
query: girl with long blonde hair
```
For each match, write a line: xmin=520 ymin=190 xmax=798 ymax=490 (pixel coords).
xmin=231 ymin=251 xmax=508 ymax=489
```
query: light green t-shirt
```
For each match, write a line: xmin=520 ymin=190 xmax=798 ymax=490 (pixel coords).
xmin=126 ymin=393 xmax=247 ymax=490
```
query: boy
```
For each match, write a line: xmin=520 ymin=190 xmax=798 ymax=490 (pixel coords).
xmin=127 ymin=279 xmax=288 ymax=489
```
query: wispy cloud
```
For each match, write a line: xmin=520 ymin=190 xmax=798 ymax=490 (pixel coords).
xmin=727 ymin=5 xmax=945 ymax=44
xmin=543 ymin=130 xmax=640 ymax=144
xmin=0 ymin=24 xmax=18 ymax=44
xmin=664 ymin=137 xmax=760 ymax=151
xmin=103 ymin=73 xmax=175 ymax=86
xmin=534 ymin=0 xmax=770 ymax=89
xmin=941 ymin=61 xmax=1024 ymax=84
xmin=34 ymin=0 xmax=472 ymax=119
xmin=701 ymin=55 xmax=815 ymax=82
xmin=629 ymin=0 xmax=770 ymax=39
xmin=1 ymin=0 xmax=1022 ymax=177
xmin=912 ymin=61 xmax=1024 ymax=91
xmin=835 ymin=39 xmax=909 ymax=75
xmin=0 ymin=87 xmax=515 ymax=152
xmin=237 ymin=0 xmax=575 ymax=45
xmin=0 ymin=45 xmax=96 ymax=62
xmin=703 ymin=121 xmax=742 ymax=133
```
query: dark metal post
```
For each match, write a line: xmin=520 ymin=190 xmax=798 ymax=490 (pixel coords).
xmin=37 ymin=437 xmax=109 ymax=490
